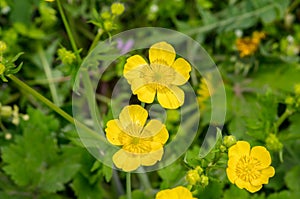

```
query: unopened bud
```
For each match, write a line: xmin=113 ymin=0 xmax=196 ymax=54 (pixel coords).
xmin=223 ymin=135 xmax=237 ymax=148
xmin=0 ymin=41 xmax=7 ymax=52
xmin=186 ymin=169 xmax=200 ymax=185
xmin=0 ymin=105 xmax=12 ymax=117
xmin=294 ymin=84 xmax=300 ymax=96
xmin=111 ymin=3 xmax=125 ymax=16
xmin=266 ymin=133 xmax=283 ymax=152
xmin=285 ymin=96 xmax=295 ymax=105
xmin=57 ymin=48 xmax=76 ymax=65
xmin=0 ymin=63 xmax=5 ymax=75
xmin=219 ymin=144 xmax=227 ymax=152
xmin=200 ymin=175 xmax=209 ymax=187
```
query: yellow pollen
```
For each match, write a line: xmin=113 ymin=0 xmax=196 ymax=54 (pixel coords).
xmin=236 ymin=156 xmax=261 ymax=182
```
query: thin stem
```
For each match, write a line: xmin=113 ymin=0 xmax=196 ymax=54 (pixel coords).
xmin=126 ymin=172 xmax=132 ymax=199
xmin=56 ymin=0 xmax=82 ymax=62
xmin=8 ymin=74 xmax=105 ymax=142
xmin=37 ymin=45 xmax=60 ymax=106
xmin=274 ymin=108 xmax=293 ymax=130
xmin=88 ymin=29 xmax=104 ymax=54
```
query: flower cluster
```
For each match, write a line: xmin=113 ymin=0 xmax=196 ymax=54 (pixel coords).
xmin=236 ymin=31 xmax=265 ymax=57
xmin=105 ymin=41 xmax=192 ymax=172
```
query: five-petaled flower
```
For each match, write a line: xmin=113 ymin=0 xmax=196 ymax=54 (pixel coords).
xmin=123 ymin=41 xmax=191 ymax=109
xmin=226 ymin=141 xmax=275 ymax=193
xmin=155 ymin=186 xmax=196 ymax=199
xmin=105 ymin=105 xmax=169 ymax=172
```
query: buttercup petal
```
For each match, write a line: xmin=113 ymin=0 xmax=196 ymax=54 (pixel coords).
xmin=245 ymin=183 xmax=262 ymax=193
xmin=113 ymin=149 xmax=140 ymax=172
xmin=149 ymin=42 xmax=176 ymax=66
xmin=119 ymin=105 xmax=148 ymax=133
xmin=141 ymin=119 xmax=167 ymax=141
xmin=140 ymin=148 xmax=164 ymax=166
xmin=226 ymin=167 xmax=237 ymax=184
xmin=156 ymin=189 xmax=177 ymax=199
xmin=173 ymin=186 xmax=196 ymax=198
xmin=251 ymin=166 xmax=275 ymax=186
xmin=171 ymin=58 xmax=191 ymax=85
xmin=235 ymin=178 xmax=248 ymax=190
xmin=124 ymin=55 xmax=148 ymax=75
xmin=157 ymin=85 xmax=184 ymax=109
xmin=250 ymin=146 xmax=272 ymax=169
xmin=105 ymin=120 xmax=131 ymax=145
xmin=228 ymin=141 xmax=251 ymax=158
xmin=134 ymin=84 xmax=156 ymax=103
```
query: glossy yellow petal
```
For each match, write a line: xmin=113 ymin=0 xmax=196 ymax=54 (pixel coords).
xmin=235 ymin=178 xmax=248 ymax=190
xmin=226 ymin=167 xmax=237 ymax=184
xmin=173 ymin=186 xmax=195 ymax=199
xmin=119 ymin=105 xmax=148 ymax=133
xmin=228 ymin=141 xmax=250 ymax=158
xmin=245 ymin=183 xmax=262 ymax=193
xmin=251 ymin=166 xmax=275 ymax=186
xmin=124 ymin=55 xmax=148 ymax=74
xmin=134 ymin=84 xmax=156 ymax=104
xmin=171 ymin=58 xmax=191 ymax=85
xmin=112 ymin=149 xmax=140 ymax=172
xmin=156 ymin=189 xmax=177 ymax=199
xmin=141 ymin=119 xmax=168 ymax=143
xmin=105 ymin=120 xmax=131 ymax=145
xmin=157 ymin=85 xmax=184 ymax=109
xmin=250 ymin=146 xmax=272 ymax=169
xmin=140 ymin=148 xmax=164 ymax=166
xmin=149 ymin=42 xmax=176 ymax=66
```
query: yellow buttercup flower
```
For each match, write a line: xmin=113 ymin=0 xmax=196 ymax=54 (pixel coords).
xmin=105 ymin=105 xmax=169 ymax=172
xmin=123 ymin=41 xmax=191 ymax=109
xmin=236 ymin=31 xmax=265 ymax=57
xmin=45 ymin=0 xmax=55 ymax=2
xmin=226 ymin=141 xmax=275 ymax=193
xmin=155 ymin=186 xmax=196 ymax=199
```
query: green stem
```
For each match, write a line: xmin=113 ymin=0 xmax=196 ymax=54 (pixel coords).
xmin=88 ymin=29 xmax=104 ymax=54
xmin=82 ymin=70 xmax=102 ymax=131
xmin=137 ymin=173 xmax=152 ymax=192
xmin=37 ymin=45 xmax=60 ymax=106
xmin=8 ymin=74 xmax=105 ymax=142
xmin=56 ymin=0 xmax=82 ymax=62
xmin=126 ymin=172 xmax=132 ymax=199
xmin=274 ymin=108 xmax=293 ymax=130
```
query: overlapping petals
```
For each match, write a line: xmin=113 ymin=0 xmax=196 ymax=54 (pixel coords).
xmin=105 ymin=105 xmax=169 ymax=172
xmin=123 ymin=41 xmax=191 ymax=109
xmin=226 ymin=141 xmax=275 ymax=193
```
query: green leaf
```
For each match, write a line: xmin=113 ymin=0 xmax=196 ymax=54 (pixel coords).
xmin=197 ymin=181 xmax=224 ymax=199
xmin=157 ymin=161 xmax=186 ymax=189
xmin=284 ymin=165 xmax=300 ymax=191
xmin=267 ymin=191 xmax=293 ymax=199
xmin=1 ymin=108 xmax=80 ymax=193
xmin=223 ymin=185 xmax=250 ymax=199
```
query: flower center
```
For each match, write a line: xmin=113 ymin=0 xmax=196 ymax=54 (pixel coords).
xmin=141 ymin=63 xmax=176 ymax=87
xmin=236 ymin=155 xmax=261 ymax=182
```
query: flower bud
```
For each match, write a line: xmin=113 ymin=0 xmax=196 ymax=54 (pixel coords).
xmin=266 ymin=133 xmax=283 ymax=152
xmin=186 ymin=169 xmax=200 ymax=185
xmin=111 ymin=3 xmax=125 ymax=16
xmin=285 ymin=96 xmax=295 ymax=105
xmin=219 ymin=144 xmax=227 ymax=152
xmin=294 ymin=84 xmax=300 ymax=96
xmin=0 ymin=41 xmax=7 ymax=52
xmin=101 ymin=11 xmax=111 ymax=20
xmin=223 ymin=135 xmax=237 ymax=148
xmin=57 ymin=48 xmax=76 ymax=65
xmin=103 ymin=20 xmax=113 ymax=31
xmin=195 ymin=166 xmax=203 ymax=175
xmin=0 ymin=63 xmax=5 ymax=75
xmin=200 ymin=175 xmax=209 ymax=187
xmin=0 ymin=105 xmax=12 ymax=117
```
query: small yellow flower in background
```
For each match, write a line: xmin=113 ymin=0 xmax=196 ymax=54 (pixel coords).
xmin=197 ymin=75 xmax=213 ymax=110
xmin=236 ymin=31 xmax=265 ymax=57
xmin=45 ymin=0 xmax=55 ymax=2
xmin=124 ymin=41 xmax=191 ymax=109
xmin=155 ymin=186 xmax=196 ymax=199
xmin=105 ymin=105 xmax=169 ymax=172
xmin=226 ymin=141 xmax=275 ymax=193
xmin=111 ymin=2 xmax=125 ymax=16
xmin=294 ymin=83 xmax=300 ymax=96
